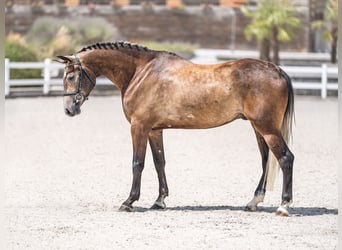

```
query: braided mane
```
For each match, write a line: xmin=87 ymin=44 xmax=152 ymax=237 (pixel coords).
xmin=77 ymin=41 xmax=176 ymax=56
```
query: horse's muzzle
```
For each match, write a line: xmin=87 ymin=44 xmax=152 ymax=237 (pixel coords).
xmin=64 ymin=102 xmax=81 ymax=117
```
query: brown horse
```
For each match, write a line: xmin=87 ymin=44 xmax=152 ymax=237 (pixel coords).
xmin=56 ymin=41 xmax=294 ymax=216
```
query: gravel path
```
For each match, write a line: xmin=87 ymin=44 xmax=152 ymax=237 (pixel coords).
xmin=5 ymin=96 xmax=338 ymax=249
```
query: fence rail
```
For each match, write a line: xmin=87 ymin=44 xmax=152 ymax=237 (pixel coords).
xmin=5 ymin=58 xmax=338 ymax=98
xmin=5 ymin=58 xmax=113 ymax=96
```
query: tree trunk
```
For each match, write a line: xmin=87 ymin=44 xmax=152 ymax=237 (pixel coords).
xmin=271 ymin=26 xmax=279 ymax=65
xmin=259 ymin=38 xmax=270 ymax=62
xmin=330 ymin=26 xmax=338 ymax=64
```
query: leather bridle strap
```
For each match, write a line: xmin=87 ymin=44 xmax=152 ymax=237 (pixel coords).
xmin=63 ymin=54 xmax=95 ymax=103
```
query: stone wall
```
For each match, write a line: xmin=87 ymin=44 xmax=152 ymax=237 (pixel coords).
xmin=106 ymin=7 xmax=255 ymax=49
xmin=5 ymin=5 xmax=309 ymax=51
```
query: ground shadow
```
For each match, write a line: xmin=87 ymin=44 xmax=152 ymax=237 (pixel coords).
xmin=134 ymin=205 xmax=337 ymax=217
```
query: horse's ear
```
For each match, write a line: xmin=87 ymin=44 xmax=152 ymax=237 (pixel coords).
xmin=54 ymin=55 xmax=73 ymax=64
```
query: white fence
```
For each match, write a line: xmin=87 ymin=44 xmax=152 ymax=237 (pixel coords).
xmin=282 ymin=65 xmax=338 ymax=98
xmin=4 ymin=58 xmax=113 ymax=96
xmin=5 ymin=58 xmax=338 ymax=98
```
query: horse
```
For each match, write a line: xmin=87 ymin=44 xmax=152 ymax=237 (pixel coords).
xmin=56 ymin=41 xmax=294 ymax=216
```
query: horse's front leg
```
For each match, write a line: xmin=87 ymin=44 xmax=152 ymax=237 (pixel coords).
xmin=119 ymin=124 xmax=149 ymax=212
xmin=246 ymin=130 xmax=268 ymax=211
xmin=148 ymin=130 xmax=169 ymax=209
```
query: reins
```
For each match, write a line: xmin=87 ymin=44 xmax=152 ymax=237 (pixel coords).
xmin=63 ymin=54 xmax=96 ymax=103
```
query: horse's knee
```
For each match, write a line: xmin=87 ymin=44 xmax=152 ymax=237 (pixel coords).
xmin=133 ymin=160 xmax=144 ymax=173
xmin=129 ymin=160 xmax=145 ymax=201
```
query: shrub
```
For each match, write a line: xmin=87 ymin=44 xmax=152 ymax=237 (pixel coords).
xmin=139 ymin=41 xmax=198 ymax=59
xmin=26 ymin=17 xmax=117 ymax=58
xmin=77 ymin=18 xmax=116 ymax=45
xmin=5 ymin=40 xmax=41 ymax=79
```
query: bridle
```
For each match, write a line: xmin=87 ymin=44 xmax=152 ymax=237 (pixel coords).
xmin=63 ymin=54 xmax=96 ymax=103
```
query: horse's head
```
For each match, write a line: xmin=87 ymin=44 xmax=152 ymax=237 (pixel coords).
xmin=55 ymin=54 xmax=96 ymax=117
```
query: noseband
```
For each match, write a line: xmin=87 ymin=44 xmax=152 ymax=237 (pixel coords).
xmin=63 ymin=54 xmax=96 ymax=103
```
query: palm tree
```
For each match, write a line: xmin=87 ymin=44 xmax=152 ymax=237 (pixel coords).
xmin=311 ymin=0 xmax=338 ymax=63
xmin=242 ymin=0 xmax=301 ymax=64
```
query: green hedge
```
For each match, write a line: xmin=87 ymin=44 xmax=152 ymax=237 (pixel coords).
xmin=26 ymin=17 xmax=117 ymax=58
xmin=5 ymin=41 xmax=41 ymax=79
xmin=139 ymin=41 xmax=198 ymax=59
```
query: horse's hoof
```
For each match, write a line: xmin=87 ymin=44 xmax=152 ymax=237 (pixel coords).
xmin=276 ymin=206 xmax=289 ymax=216
xmin=245 ymin=195 xmax=264 ymax=212
xmin=151 ymin=201 xmax=166 ymax=210
xmin=245 ymin=205 xmax=257 ymax=212
xmin=119 ymin=204 xmax=134 ymax=212
xmin=245 ymin=202 xmax=257 ymax=212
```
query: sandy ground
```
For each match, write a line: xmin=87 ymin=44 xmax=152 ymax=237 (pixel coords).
xmin=4 ymin=95 xmax=338 ymax=249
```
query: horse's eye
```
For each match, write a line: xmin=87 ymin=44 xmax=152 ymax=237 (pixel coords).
xmin=67 ymin=73 xmax=75 ymax=82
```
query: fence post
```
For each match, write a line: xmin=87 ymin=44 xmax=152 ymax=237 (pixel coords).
xmin=43 ymin=58 xmax=51 ymax=95
xmin=5 ymin=58 xmax=10 ymax=96
xmin=321 ymin=63 xmax=327 ymax=99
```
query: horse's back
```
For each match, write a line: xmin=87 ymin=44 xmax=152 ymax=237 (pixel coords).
xmin=167 ymin=57 xmax=289 ymax=112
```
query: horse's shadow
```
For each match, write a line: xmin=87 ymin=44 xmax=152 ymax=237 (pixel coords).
xmin=135 ymin=205 xmax=337 ymax=217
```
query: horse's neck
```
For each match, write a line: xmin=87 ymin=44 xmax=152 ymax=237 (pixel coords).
xmin=83 ymin=50 xmax=154 ymax=92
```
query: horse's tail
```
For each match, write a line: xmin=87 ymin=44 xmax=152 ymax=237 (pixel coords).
xmin=265 ymin=67 xmax=295 ymax=190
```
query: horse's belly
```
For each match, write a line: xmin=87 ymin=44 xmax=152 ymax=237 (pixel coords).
xmin=154 ymin=101 xmax=242 ymax=129
xmin=149 ymin=77 xmax=244 ymax=129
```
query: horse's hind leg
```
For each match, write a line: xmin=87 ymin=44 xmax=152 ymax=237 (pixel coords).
xmin=148 ymin=130 xmax=169 ymax=209
xmin=246 ymin=130 xmax=269 ymax=211
xmin=260 ymin=131 xmax=294 ymax=216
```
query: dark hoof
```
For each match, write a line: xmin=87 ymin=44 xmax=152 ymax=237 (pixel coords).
xmin=119 ymin=204 xmax=134 ymax=212
xmin=245 ymin=204 xmax=257 ymax=212
xmin=245 ymin=206 xmax=255 ymax=212
xmin=151 ymin=201 xmax=166 ymax=210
